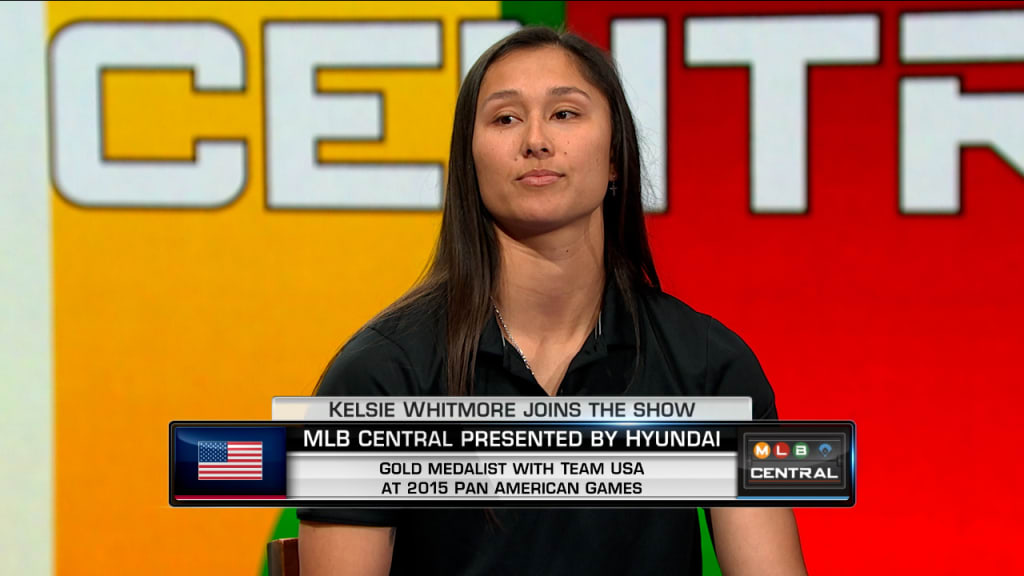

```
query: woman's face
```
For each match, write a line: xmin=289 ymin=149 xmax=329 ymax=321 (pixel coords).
xmin=472 ymin=45 xmax=615 ymax=237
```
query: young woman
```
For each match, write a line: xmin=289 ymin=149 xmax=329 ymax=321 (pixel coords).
xmin=298 ymin=27 xmax=807 ymax=576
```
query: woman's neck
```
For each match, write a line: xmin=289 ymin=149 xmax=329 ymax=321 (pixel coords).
xmin=492 ymin=210 xmax=605 ymax=343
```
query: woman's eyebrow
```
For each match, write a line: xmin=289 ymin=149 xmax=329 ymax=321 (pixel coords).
xmin=549 ymin=86 xmax=591 ymax=101
xmin=481 ymin=86 xmax=592 ymax=106
xmin=482 ymin=89 xmax=520 ymax=106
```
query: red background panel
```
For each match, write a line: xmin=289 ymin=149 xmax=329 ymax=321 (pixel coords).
xmin=568 ymin=2 xmax=1024 ymax=573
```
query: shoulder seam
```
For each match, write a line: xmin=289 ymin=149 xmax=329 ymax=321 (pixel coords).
xmin=365 ymin=325 xmax=425 ymax=392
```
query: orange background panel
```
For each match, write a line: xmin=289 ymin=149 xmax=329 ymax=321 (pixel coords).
xmin=50 ymin=2 xmax=499 ymax=573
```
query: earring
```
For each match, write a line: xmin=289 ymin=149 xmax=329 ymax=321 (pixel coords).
xmin=609 ymin=181 xmax=617 ymax=197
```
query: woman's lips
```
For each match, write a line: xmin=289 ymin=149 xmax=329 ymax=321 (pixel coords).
xmin=518 ymin=170 xmax=564 ymax=187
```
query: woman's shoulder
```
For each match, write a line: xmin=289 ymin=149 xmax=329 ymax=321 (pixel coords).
xmin=636 ymin=286 xmax=712 ymax=340
xmin=316 ymin=294 xmax=446 ymax=397
xmin=365 ymin=291 xmax=447 ymax=350
xmin=637 ymin=286 xmax=777 ymax=419
xmin=637 ymin=286 xmax=754 ymax=353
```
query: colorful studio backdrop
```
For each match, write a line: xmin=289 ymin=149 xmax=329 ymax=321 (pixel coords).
xmin=2 ymin=1 xmax=1023 ymax=574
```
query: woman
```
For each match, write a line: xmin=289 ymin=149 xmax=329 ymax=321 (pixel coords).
xmin=298 ymin=26 xmax=807 ymax=575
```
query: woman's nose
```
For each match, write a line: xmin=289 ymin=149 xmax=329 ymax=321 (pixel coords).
xmin=521 ymin=118 xmax=553 ymax=159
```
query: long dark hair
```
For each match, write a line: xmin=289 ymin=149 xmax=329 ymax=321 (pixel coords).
xmin=320 ymin=26 xmax=659 ymax=397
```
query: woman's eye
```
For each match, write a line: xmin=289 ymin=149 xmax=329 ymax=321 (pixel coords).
xmin=554 ymin=110 xmax=578 ymax=120
xmin=495 ymin=115 xmax=516 ymax=125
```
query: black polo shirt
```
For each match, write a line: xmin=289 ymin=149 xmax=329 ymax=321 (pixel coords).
xmin=298 ymin=278 xmax=777 ymax=575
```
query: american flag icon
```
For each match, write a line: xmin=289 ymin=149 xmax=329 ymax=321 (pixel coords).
xmin=197 ymin=441 xmax=262 ymax=480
